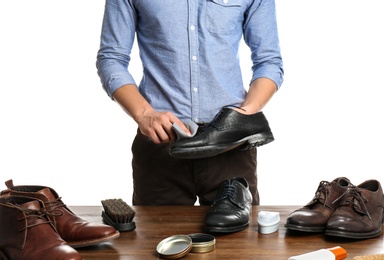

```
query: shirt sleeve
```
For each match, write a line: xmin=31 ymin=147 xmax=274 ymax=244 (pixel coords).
xmin=96 ymin=0 xmax=138 ymax=99
xmin=243 ymin=0 xmax=284 ymax=89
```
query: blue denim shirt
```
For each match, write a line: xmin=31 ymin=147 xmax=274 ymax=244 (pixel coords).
xmin=97 ymin=0 xmax=283 ymax=123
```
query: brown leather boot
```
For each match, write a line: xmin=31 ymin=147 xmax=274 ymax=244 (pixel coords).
xmin=285 ymin=177 xmax=352 ymax=232
xmin=325 ymin=179 xmax=384 ymax=239
xmin=2 ymin=180 xmax=120 ymax=248
xmin=0 ymin=196 xmax=82 ymax=260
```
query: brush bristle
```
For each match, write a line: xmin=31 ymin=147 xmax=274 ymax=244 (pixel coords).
xmin=101 ymin=198 xmax=135 ymax=223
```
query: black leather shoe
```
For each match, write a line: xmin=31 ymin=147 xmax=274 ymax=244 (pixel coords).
xmin=204 ymin=177 xmax=252 ymax=233
xmin=285 ymin=177 xmax=351 ymax=232
xmin=169 ymin=107 xmax=274 ymax=159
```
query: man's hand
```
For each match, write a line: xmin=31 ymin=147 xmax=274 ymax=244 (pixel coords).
xmin=112 ymin=84 xmax=191 ymax=144
xmin=137 ymin=109 xmax=191 ymax=144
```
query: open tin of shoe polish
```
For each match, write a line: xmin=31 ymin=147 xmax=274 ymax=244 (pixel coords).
xmin=156 ymin=233 xmax=215 ymax=259
xmin=188 ymin=233 xmax=216 ymax=253
xmin=156 ymin=235 xmax=192 ymax=259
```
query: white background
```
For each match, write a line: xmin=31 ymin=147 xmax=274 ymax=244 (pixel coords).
xmin=1 ymin=0 xmax=383 ymax=206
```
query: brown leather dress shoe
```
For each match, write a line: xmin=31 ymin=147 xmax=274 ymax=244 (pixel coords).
xmin=0 ymin=196 xmax=82 ymax=260
xmin=285 ymin=177 xmax=351 ymax=232
xmin=2 ymin=180 xmax=120 ymax=248
xmin=325 ymin=179 xmax=384 ymax=239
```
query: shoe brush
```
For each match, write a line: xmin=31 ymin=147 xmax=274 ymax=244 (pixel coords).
xmin=101 ymin=198 xmax=136 ymax=232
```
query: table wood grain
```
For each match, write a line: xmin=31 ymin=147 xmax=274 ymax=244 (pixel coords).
xmin=71 ymin=206 xmax=384 ymax=259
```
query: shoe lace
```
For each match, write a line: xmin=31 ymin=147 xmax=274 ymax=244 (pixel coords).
xmin=311 ymin=181 xmax=331 ymax=205
xmin=217 ymin=184 xmax=236 ymax=201
xmin=207 ymin=109 xmax=224 ymax=128
xmin=8 ymin=203 xmax=53 ymax=231
xmin=197 ymin=106 xmax=245 ymax=134
xmin=311 ymin=181 xmax=350 ymax=207
xmin=341 ymin=186 xmax=372 ymax=219
xmin=41 ymin=197 xmax=65 ymax=217
xmin=332 ymin=188 xmax=350 ymax=205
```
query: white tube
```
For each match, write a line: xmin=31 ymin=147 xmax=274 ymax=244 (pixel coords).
xmin=288 ymin=249 xmax=336 ymax=260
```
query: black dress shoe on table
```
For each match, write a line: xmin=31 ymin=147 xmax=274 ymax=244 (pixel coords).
xmin=285 ymin=177 xmax=351 ymax=232
xmin=325 ymin=179 xmax=384 ymax=239
xmin=169 ymin=107 xmax=274 ymax=159
xmin=204 ymin=177 xmax=252 ymax=233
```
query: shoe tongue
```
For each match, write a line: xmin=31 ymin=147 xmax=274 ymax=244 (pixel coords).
xmin=36 ymin=187 xmax=57 ymax=201
xmin=21 ymin=200 xmax=41 ymax=210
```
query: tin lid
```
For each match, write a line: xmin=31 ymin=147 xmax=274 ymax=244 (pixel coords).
xmin=188 ymin=233 xmax=216 ymax=253
xmin=156 ymin=235 xmax=192 ymax=259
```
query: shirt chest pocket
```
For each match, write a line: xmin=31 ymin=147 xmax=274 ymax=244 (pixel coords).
xmin=205 ymin=0 xmax=242 ymax=35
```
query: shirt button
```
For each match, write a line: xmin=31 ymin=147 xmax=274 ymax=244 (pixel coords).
xmin=193 ymin=87 xmax=198 ymax=92
xmin=192 ymin=56 xmax=197 ymax=61
xmin=190 ymin=25 xmax=195 ymax=31
xmin=223 ymin=0 xmax=228 ymax=3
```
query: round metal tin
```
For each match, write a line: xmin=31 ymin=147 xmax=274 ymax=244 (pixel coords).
xmin=188 ymin=233 xmax=216 ymax=253
xmin=156 ymin=235 xmax=192 ymax=259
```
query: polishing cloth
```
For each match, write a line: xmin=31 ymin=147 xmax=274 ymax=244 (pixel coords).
xmin=172 ymin=120 xmax=199 ymax=140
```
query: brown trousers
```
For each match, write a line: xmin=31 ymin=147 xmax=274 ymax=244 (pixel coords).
xmin=131 ymin=130 xmax=259 ymax=206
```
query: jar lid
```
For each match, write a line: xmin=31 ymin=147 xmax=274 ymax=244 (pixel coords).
xmin=156 ymin=235 xmax=192 ymax=259
xmin=257 ymin=211 xmax=280 ymax=234
xmin=188 ymin=233 xmax=216 ymax=253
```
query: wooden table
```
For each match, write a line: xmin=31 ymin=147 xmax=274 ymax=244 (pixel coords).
xmin=72 ymin=206 xmax=383 ymax=259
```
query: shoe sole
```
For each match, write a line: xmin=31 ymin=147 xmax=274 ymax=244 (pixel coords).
xmin=170 ymin=132 xmax=274 ymax=159
xmin=205 ymin=222 xmax=249 ymax=233
xmin=325 ymin=227 xmax=382 ymax=239
xmin=285 ymin=223 xmax=325 ymax=233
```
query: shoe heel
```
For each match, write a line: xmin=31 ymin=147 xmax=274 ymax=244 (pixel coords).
xmin=242 ymin=132 xmax=274 ymax=150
